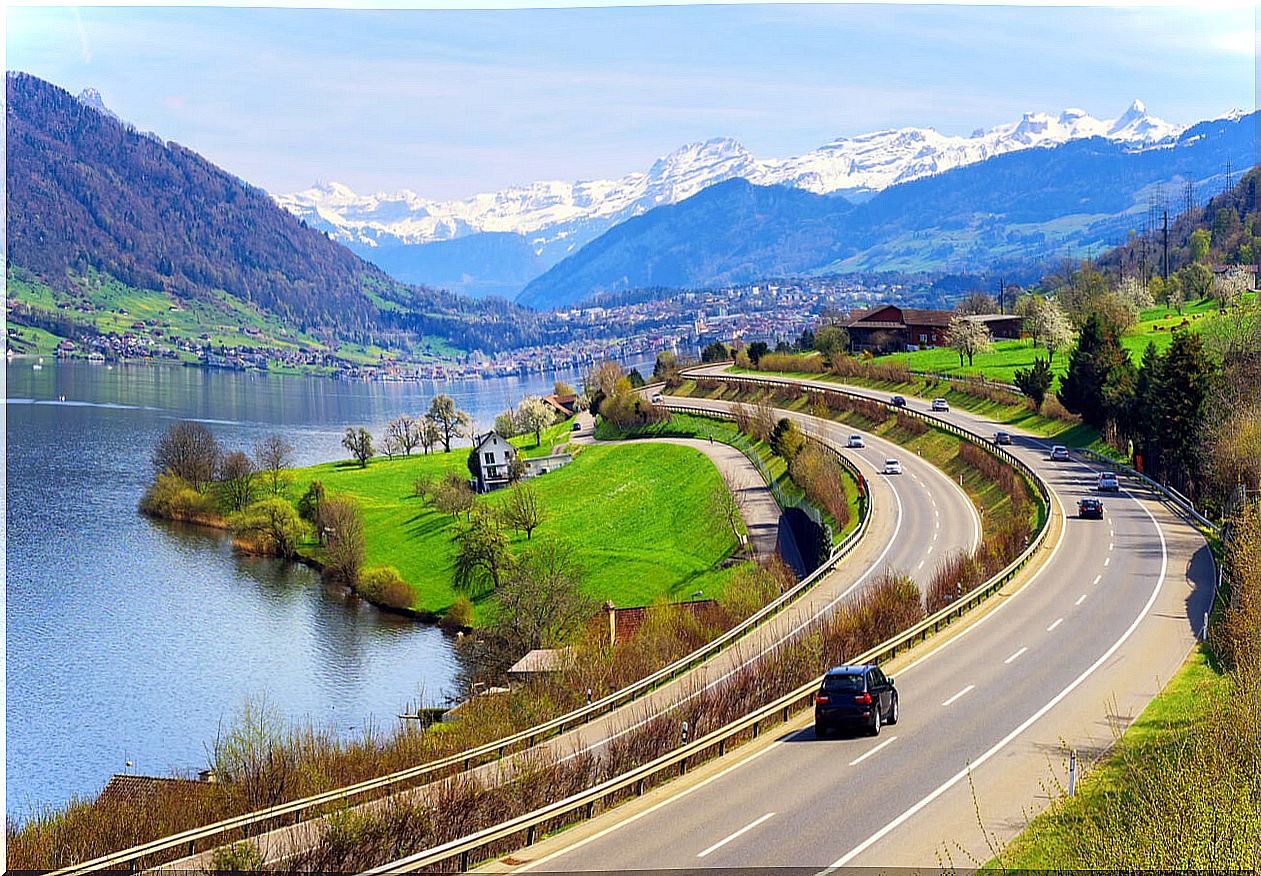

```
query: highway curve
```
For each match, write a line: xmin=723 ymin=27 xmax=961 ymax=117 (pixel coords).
xmin=159 ymin=392 xmax=978 ymax=870
xmin=478 ymin=371 xmax=1214 ymax=872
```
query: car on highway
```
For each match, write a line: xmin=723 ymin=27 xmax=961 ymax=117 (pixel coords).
xmin=650 ymin=392 xmax=664 ymax=404
xmin=814 ymin=664 xmax=898 ymax=736
xmin=993 ymin=431 xmax=1012 ymax=445
xmin=883 ymin=458 xmax=902 ymax=475
xmin=847 ymin=434 xmax=865 ymax=448
xmin=572 ymin=421 xmax=582 ymax=432
xmin=1097 ymin=471 xmax=1120 ymax=492
xmin=891 ymin=395 xmax=906 ymax=407
xmin=1078 ymin=497 xmax=1104 ymax=519
xmin=931 ymin=397 xmax=949 ymax=412
xmin=1049 ymin=445 xmax=1070 ymax=461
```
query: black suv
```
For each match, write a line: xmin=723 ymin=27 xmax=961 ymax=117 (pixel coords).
xmin=814 ymin=664 xmax=898 ymax=737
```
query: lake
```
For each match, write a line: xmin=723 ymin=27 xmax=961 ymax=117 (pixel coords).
xmin=4 ymin=357 xmax=649 ymax=820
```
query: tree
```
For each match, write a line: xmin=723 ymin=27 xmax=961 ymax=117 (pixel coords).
xmin=1057 ymin=313 xmax=1132 ymax=432
xmin=491 ymin=539 xmax=592 ymax=652
xmin=945 ymin=315 xmax=992 ymax=367
xmin=318 ymin=495 xmax=365 ymax=583
xmin=385 ymin=415 xmax=422 ymax=456
xmin=297 ymin=480 xmax=325 ymax=527
xmin=231 ymin=496 xmax=306 ymax=559
xmin=955 ymin=292 xmax=996 ymax=316
xmin=813 ymin=324 xmax=849 ymax=357
xmin=553 ymin=380 xmax=575 ymax=397
xmin=1189 ymin=228 xmax=1211 ymax=264
xmin=1116 ymin=276 xmax=1155 ymax=313
xmin=517 ymin=396 xmax=555 ymax=447
xmin=253 ymin=434 xmax=293 ymax=496
xmin=433 ymin=471 xmax=476 ymax=518
xmin=428 ymin=394 xmax=472 ymax=453
xmin=701 ymin=341 xmax=731 ymax=363
xmin=219 ymin=450 xmax=258 ymax=512
xmin=341 ymin=426 xmax=374 ymax=468
xmin=1178 ymin=262 xmax=1213 ymax=301
xmin=419 ymin=417 xmax=442 ymax=454
xmin=1156 ymin=330 xmax=1216 ymax=492
xmin=627 ymin=368 xmax=646 ymax=389
xmin=500 ymin=481 xmax=544 ymax=539
xmin=153 ymin=420 xmax=220 ymax=491
xmin=709 ymin=470 xmax=747 ymax=543
xmin=451 ymin=506 xmax=511 ymax=596
xmin=653 ymin=350 xmax=679 ymax=382
xmin=769 ymin=417 xmax=804 ymax=461
xmin=1013 ymin=357 xmax=1054 ymax=411
xmin=494 ymin=410 xmax=519 ymax=438
xmin=1164 ymin=274 xmax=1186 ymax=315
xmin=747 ymin=341 xmax=769 ymax=365
xmin=1023 ymin=297 xmax=1073 ymax=360
xmin=1212 ymin=267 xmax=1249 ymax=313
xmin=584 ymin=360 xmax=625 ymax=402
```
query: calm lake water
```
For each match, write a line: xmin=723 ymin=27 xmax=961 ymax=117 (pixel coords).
xmin=5 ymin=357 xmax=649 ymax=820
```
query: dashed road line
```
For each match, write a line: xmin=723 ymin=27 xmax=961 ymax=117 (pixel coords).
xmin=941 ymin=685 xmax=974 ymax=707
xmin=1003 ymin=647 xmax=1027 ymax=664
xmin=696 ymin=812 xmax=776 ymax=859
xmin=849 ymin=736 xmax=898 ymax=767
xmin=1047 ymin=618 xmax=1064 ymax=632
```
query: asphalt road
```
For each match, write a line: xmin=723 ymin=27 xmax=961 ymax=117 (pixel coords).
xmin=164 ymin=390 xmax=979 ymax=870
xmin=484 ymin=372 xmax=1214 ymax=872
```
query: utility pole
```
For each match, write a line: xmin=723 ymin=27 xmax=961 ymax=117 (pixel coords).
xmin=1162 ymin=210 xmax=1170 ymax=281
xmin=998 ymin=278 xmax=1005 ymax=314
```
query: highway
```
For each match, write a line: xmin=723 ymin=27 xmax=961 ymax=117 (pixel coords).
xmin=159 ymin=391 xmax=979 ymax=871
xmin=477 ymin=371 xmax=1214 ymax=871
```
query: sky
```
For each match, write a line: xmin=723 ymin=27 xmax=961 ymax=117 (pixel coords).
xmin=5 ymin=3 xmax=1256 ymax=200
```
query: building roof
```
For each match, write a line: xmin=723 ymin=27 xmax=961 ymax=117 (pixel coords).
xmin=472 ymin=431 xmax=513 ymax=452
xmin=97 ymin=774 xmax=220 ymax=808
xmin=507 ymin=647 xmax=575 ymax=675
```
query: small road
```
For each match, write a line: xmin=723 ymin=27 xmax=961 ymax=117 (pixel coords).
xmin=479 ymin=369 xmax=1212 ymax=872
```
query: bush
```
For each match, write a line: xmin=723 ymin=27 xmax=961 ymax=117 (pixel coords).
xmin=441 ymin=596 xmax=475 ymax=631
xmin=357 ymin=566 xmax=416 ymax=612
xmin=757 ymin=352 xmax=826 ymax=373
xmin=789 ymin=446 xmax=852 ymax=530
xmin=319 ymin=495 xmax=366 ymax=583
xmin=230 ymin=496 xmax=307 ymax=558
xmin=138 ymin=472 xmax=221 ymax=525
xmin=209 ymin=841 xmax=264 ymax=872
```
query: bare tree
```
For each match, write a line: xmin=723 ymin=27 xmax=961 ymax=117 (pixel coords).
xmin=254 ymin=434 xmax=293 ymax=496
xmin=318 ymin=495 xmax=365 ymax=583
xmin=491 ymin=539 xmax=593 ymax=652
xmin=433 ymin=471 xmax=476 ymax=518
xmin=428 ymin=394 xmax=472 ymax=453
xmin=153 ymin=420 xmax=221 ymax=490
xmin=219 ymin=450 xmax=258 ymax=512
xmin=419 ymin=416 xmax=442 ymax=454
xmin=709 ymin=470 xmax=747 ymax=544
xmin=501 ymin=481 xmax=545 ymax=539
xmin=341 ymin=427 xmax=374 ymax=468
xmin=583 ymin=360 xmax=625 ymax=403
xmin=385 ymin=415 xmax=422 ymax=456
xmin=954 ymin=292 xmax=997 ymax=316
xmin=750 ymin=397 xmax=777 ymax=442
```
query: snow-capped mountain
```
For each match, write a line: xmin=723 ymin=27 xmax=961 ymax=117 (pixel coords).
xmin=277 ymin=101 xmax=1181 ymax=261
xmin=76 ymin=87 xmax=121 ymax=122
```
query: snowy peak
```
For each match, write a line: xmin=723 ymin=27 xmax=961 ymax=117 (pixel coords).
xmin=76 ymin=87 xmax=120 ymax=122
xmin=278 ymin=101 xmax=1187 ymax=255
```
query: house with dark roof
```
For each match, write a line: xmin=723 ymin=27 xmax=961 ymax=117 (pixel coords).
xmin=846 ymin=304 xmax=1023 ymax=352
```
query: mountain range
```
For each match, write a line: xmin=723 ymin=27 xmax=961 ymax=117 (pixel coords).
xmin=278 ymin=101 xmax=1188 ymax=297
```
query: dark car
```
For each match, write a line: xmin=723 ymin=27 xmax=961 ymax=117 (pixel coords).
xmin=993 ymin=431 xmax=1012 ymax=445
xmin=571 ymin=421 xmax=582 ymax=432
xmin=814 ymin=664 xmax=898 ymax=737
xmin=1078 ymin=497 xmax=1104 ymax=519
xmin=891 ymin=395 xmax=907 ymax=408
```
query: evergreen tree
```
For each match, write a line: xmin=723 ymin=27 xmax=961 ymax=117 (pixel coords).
xmin=1058 ymin=313 xmax=1128 ymax=430
xmin=1013 ymin=357 xmax=1053 ymax=411
xmin=1130 ymin=342 xmax=1165 ymax=475
xmin=1156 ymin=330 xmax=1216 ymax=492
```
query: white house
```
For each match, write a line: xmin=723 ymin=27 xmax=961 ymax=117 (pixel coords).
xmin=471 ymin=431 xmax=518 ymax=493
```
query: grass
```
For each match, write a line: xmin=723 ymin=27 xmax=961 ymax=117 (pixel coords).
xmin=287 ymin=442 xmax=740 ymax=619
xmin=989 ymin=645 xmax=1235 ymax=869
xmin=511 ymin=417 xmax=578 ymax=458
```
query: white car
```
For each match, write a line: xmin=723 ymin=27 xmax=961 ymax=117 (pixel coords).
xmin=883 ymin=459 xmax=902 ymax=475
xmin=931 ymin=398 xmax=949 ymax=412
xmin=847 ymin=434 xmax=865 ymax=448
xmin=1049 ymin=445 xmax=1070 ymax=462
xmin=650 ymin=392 xmax=664 ymax=404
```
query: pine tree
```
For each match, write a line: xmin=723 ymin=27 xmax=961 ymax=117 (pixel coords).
xmin=1057 ymin=313 xmax=1130 ymax=431
xmin=1156 ymin=330 xmax=1215 ymax=493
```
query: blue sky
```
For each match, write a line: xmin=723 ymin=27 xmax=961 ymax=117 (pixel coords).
xmin=6 ymin=4 xmax=1255 ymax=199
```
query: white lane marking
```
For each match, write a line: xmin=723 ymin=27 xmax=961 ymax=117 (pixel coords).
xmin=557 ymin=451 xmax=907 ymax=762
xmin=1075 ymin=594 xmax=1087 ymax=606
xmin=932 ymin=532 xmax=938 ymax=542
xmin=1003 ymin=647 xmax=1027 ymax=664
xmin=823 ymin=487 xmax=1169 ymax=871
xmin=1092 ymin=575 xmax=1102 ymax=586
xmin=1047 ymin=618 xmax=1064 ymax=632
xmin=1105 ymin=557 xmax=1111 ymax=567
xmin=517 ymin=740 xmax=787 ymax=871
xmin=849 ymin=736 xmax=898 ymax=766
xmin=941 ymin=685 xmax=974 ymax=707
xmin=935 ymin=519 xmax=940 ymax=530
xmin=1109 ymin=542 xmax=1114 ymax=551
xmin=917 ymin=560 xmax=926 ymax=571
xmin=697 ymin=811 xmax=776 ymax=858
xmin=931 ymin=497 xmax=938 ymax=509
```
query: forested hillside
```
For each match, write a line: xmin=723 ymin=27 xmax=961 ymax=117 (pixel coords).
xmin=5 ymin=72 xmax=540 ymax=352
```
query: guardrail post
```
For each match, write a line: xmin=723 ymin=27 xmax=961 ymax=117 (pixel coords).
xmin=719 ymin=738 xmax=726 ymax=757
xmin=636 ymin=778 xmax=646 ymax=796
xmin=460 ymin=849 xmax=470 ymax=872
xmin=188 ymin=839 xmax=196 ymax=857
xmin=587 ymin=801 xmax=596 ymax=819
xmin=527 ymin=824 xmax=537 ymax=846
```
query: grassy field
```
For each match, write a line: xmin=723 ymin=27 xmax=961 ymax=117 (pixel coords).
xmin=288 ymin=441 xmax=740 ymax=619
xmin=596 ymin=411 xmax=862 ymax=545
xmin=989 ymin=645 xmax=1241 ymax=869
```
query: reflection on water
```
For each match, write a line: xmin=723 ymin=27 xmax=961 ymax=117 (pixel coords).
xmin=5 ymin=359 xmax=648 ymax=819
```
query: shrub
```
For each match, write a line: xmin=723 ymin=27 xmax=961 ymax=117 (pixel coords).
xmin=441 ymin=596 xmax=475 ymax=631
xmin=209 ymin=841 xmax=264 ymax=872
xmin=757 ymin=352 xmax=826 ymax=373
xmin=357 ymin=566 xmax=416 ymax=612
xmin=769 ymin=417 xmax=804 ymax=461
xmin=319 ymin=495 xmax=366 ymax=583
xmin=138 ymin=472 xmax=221 ymax=525
xmin=789 ymin=446 xmax=852 ymax=531
xmin=230 ymin=496 xmax=307 ymax=559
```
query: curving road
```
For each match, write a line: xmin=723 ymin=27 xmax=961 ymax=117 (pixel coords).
xmin=161 ymin=391 xmax=979 ymax=870
xmin=479 ymin=370 xmax=1214 ymax=872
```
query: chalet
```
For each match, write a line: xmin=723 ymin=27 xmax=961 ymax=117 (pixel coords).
xmin=543 ymin=393 xmax=580 ymax=418
xmin=470 ymin=431 xmax=518 ymax=493
xmin=1212 ymin=264 xmax=1257 ymax=294
xmin=846 ymin=304 xmax=1023 ymax=353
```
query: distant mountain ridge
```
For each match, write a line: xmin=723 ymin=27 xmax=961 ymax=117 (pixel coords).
xmin=275 ymin=102 xmax=1189 ymax=298
xmin=517 ymin=112 xmax=1257 ymax=309
xmin=6 ymin=72 xmax=539 ymax=352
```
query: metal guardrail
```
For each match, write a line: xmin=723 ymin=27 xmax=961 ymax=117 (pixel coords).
xmin=1077 ymin=448 xmax=1220 ymax=535
xmin=363 ymin=373 xmax=1055 ymax=874
xmin=49 ymin=403 xmax=873 ymax=876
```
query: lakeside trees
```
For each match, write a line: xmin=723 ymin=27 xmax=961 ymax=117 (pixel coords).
xmin=341 ymin=427 xmax=374 ymax=468
xmin=254 ymin=434 xmax=293 ymax=495
xmin=152 ymin=420 xmax=220 ymax=490
xmin=428 ymin=394 xmax=472 ymax=453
